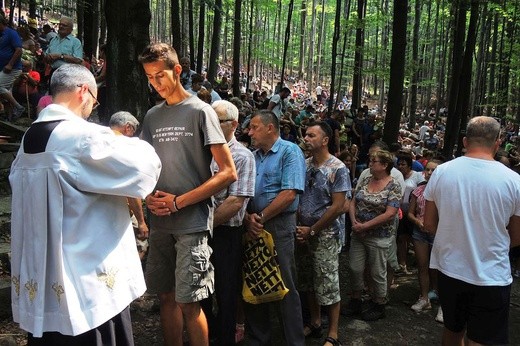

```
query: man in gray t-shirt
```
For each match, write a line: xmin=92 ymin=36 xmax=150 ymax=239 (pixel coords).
xmin=139 ymin=43 xmax=237 ymax=346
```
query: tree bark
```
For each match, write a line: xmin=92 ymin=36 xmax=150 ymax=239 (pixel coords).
xmin=383 ymin=0 xmax=407 ymax=145
xmin=207 ymin=0 xmax=223 ymax=84
xmin=280 ymin=0 xmax=294 ymax=88
xmin=352 ymin=0 xmax=365 ymax=109
xmin=188 ymin=0 xmax=195 ymax=68
xmin=442 ymin=0 xmax=468 ymax=159
xmin=196 ymin=0 xmax=205 ymax=73
xmin=328 ymin=0 xmax=342 ymax=112
xmin=298 ymin=0 xmax=307 ymax=80
xmin=232 ymin=0 xmax=242 ymax=97
xmin=455 ymin=0 xmax=479 ymax=157
xmin=171 ymin=0 xmax=182 ymax=54
xmin=105 ymin=0 xmax=151 ymax=123
xmin=409 ymin=0 xmax=421 ymax=130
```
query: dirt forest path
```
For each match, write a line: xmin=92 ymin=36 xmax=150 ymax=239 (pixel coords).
xmin=1 ymin=193 xmax=519 ymax=345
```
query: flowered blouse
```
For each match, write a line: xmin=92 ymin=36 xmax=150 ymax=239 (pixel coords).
xmin=353 ymin=175 xmax=402 ymax=237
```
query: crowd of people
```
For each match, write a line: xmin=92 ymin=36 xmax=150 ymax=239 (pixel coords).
xmin=7 ymin=14 xmax=520 ymax=346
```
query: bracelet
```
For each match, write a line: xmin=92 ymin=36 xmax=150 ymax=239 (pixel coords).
xmin=173 ymin=195 xmax=181 ymax=212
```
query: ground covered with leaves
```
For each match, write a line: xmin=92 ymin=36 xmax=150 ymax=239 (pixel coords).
xmin=3 ymin=249 xmax=519 ymax=346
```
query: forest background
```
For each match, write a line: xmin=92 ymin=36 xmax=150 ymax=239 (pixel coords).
xmin=10 ymin=0 xmax=520 ymax=157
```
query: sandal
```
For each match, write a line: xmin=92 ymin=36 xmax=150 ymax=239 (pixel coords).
xmin=303 ymin=322 xmax=323 ymax=338
xmin=323 ymin=336 xmax=342 ymax=346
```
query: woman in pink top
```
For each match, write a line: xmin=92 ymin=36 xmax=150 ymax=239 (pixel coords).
xmin=36 ymin=94 xmax=52 ymax=115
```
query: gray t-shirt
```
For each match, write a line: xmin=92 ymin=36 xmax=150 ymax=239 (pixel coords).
xmin=141 ymin=95 xmax=226 ymax=234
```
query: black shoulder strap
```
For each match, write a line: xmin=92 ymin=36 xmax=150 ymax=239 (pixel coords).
xmin=23 ymin=120 xmax=64 ymax=154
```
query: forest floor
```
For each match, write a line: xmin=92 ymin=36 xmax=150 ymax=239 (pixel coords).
xmin=1 ymin=235 xmax=520 ymax=345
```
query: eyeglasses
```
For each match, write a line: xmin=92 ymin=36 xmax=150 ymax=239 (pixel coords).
xmin=369 ymin=159 xmax=381 ymax=164
xmin=219 ymin=119 xmax=234 ymax=124
xmin=77 ymin=85 xmax=100 ymax=110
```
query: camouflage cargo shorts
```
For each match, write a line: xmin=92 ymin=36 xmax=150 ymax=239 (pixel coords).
xmin=296 ymin=231 xmax=341 ymax=305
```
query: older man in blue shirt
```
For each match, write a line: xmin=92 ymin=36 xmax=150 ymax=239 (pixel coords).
xmin=44 ymin=16 xmax=83 ymax=71
xmin=245 ymin=110 xmax=306 ymax=346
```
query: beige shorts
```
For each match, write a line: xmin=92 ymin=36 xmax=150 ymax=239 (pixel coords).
xmin=145 ymin=230 xmax=214 ymax=303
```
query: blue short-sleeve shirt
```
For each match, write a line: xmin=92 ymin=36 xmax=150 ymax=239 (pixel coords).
xmin=0 ymin=27 xmax=22 ymax=70
xmin=249 ymin=137 xmax=306 ymax=213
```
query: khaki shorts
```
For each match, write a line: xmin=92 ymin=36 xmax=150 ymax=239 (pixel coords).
xmin=0 ymin=69 xmax=21 ymax=93
xmin=297 ymin=231 xmax=341 ymax=305
xmin=145 ymin=230 xmax=214 ymax=303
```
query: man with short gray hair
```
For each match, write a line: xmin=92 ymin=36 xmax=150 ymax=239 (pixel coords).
xmin=109 ymin=111 xmax=140 ymax=137
xmin=204 ymin=100 xmax=255 ymax=345
xmin=109 ymin=111 xmax=149 ymax=261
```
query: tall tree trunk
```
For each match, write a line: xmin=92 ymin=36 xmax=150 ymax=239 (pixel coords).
xmin=408 ymin=0 xmax=421 ymax=130
xmin=81 ymin=2 xmax=92 ymax=59
xmin=196 ymin=0 xmax=205 ymax=73
xmin=336 ymin=0 xmax=351 ymax=110
xmin=442 ymin=0 xmax=468 ymax=159
xmin=298 ymin=0 xmax=307 ymax=79
xmin=307 ymin=0 xmax=317 ymax=94
xmin=383 ymin=0 xmax=407 ymax=145
xmin=99 ymin=0 xmax=107 ymax=45
xmin=246 ymin=0 xmax=255 ymax=90
xmin=232 ymin=0 xmax=242 ymax=97
xmin=435 ymin=0 xmax=450 ymax=117
xmin=352 ymin=0 xmax=365 ymax=109
xmin=315 ymin=0 xmax=326 ymax=85
xmin=426 ymin=0 xmax=439 ymax=110
xmin=472 ymin=3 xmax=490 ymax=116
xmin=455 ymin=0 xmax=479 ymax=157
xmin=328 ymin=0 xmax=342 ymax=112
xmin=76 ymin=1 xmax=84 ymax=43
xmin=207 ymin=0 xmax=223 ymax=84
xmin=486 ymin=10 xmax=499 ymax=117
xmin=280 ymin=0 xmax=295 ymax=87
xmin=188 ymin=0 xmax=194 ymax=68
xmin=496 ymin=7 xmax=509 ymax=119
xmin=378 ymin=0 xmax=389 ymax=115
xmin=170 ymin=0 xmax=182 ymax=54
xmin=105 ymin=0 xmax=151 ymax=122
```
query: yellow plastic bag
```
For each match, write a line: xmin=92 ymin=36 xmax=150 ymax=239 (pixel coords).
xmin=242 ymin=229 xmax=289 ymax=304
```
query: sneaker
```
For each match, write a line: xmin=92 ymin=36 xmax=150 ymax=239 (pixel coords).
xmin=411 ymin=297 xmax=431 ymax=312
xmin=11 ymin=105 xmax=25 ymax=120
xmin=428 ymin=289 xmax=439 ymax=301
xmin=361 ymin=301 xmax=385 ymax=321
xmin=340 ymin=298 xmax=362 ymax=316
xmin=435 ymin=306 xmax=444 ymax=324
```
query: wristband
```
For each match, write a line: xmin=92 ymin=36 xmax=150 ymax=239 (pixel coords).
xmin=173 ymin=195 xmax=181 ymax=211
